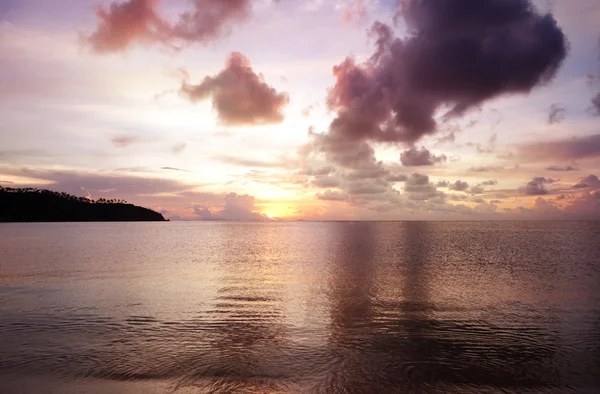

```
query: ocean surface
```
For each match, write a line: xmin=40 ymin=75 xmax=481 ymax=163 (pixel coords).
xmin=0 ymin=221 xmax=599 ymax=393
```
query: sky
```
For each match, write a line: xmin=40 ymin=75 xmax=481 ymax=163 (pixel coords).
xmin=0 ymin=0 xmax=599 ymax=221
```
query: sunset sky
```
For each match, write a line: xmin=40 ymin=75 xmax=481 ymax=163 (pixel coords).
xmin=1 ymin=0 xmax=599 ymax=220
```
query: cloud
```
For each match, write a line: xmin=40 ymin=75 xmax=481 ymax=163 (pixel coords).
xmin=180 ymin=52 xmax=289 ymax=125
xmin=161 ymin=166 xmax=188 ymax=172
xmin=193 ymin=206 xmax=214 ymax=220
xmin=400 ymin=147 xmax=447 ymax=166
xmin=86 ymin=0 xmax=252 ymax=53
xmin=171 ymin=143 xmax=187 ymax=154
xmin=466 ymin=133 xmax=497 ymax=154
xmin=312 ymin=176 xmax=341 ymax=188
xmin=385 ymin=173 xmax=408 ymax=183
xmin=404 ymin=173 xmax=445 ymax=201
xmin=194 ymin=192 xmax=269 ymax=221
xmin=481 ymin=180 xmax=498 ymax=186
xmin=299 ymin=166 xmax=335 ymax=176
xmin=546 ymin=165 xmax=579 ymax=172
xmin=448 ymin=180 xmax=469 ymax=192
xmin=213 ymin=154 xmax=296 ymax=169
xmin=592 ymin=93 xmax=600 ymax=116
xmin=468 ymin=165 xmax=503 ymax=173
xmin=547 ymin=104 xmax=566 ymax=124
xmin=520 ymin=176 xmax=556 ymax=195
xmin=573 ymin=174 xmax=600 ymax=189
xmin=316 ymin=190 xmax=348 ymax=202
xmin=469 ymin=185 xmax=485 ymax=195
xmin=86 ymin=0 xmax=167 ymax=53
xmin=316 ymin=0 xmax=567 ymax=156
xmin=517 ymin=134 xmax=600 ymax=162
xmin=0 ymin=167 xmax=210 ymax=203
xmin=111 ymin=135 xmax=141 ymax=147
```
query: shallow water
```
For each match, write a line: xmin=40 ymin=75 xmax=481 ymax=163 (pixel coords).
xmin=0 ymin=221 xmax=599 ymax=393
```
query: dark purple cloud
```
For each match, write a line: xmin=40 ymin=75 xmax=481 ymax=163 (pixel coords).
xmin=547 ymin=104 xmax=566 ymax=124
xmin=400 ymin=147 xmax=447 ymax=166
xmin=86 ymin=0 xmax=252 ymax=53
xmin=180 ymin=52 xmax=289 ymax=125
xmin=321 ymin=0 xmax=567 ymax=150
xmin=521 ymin=176 xmax=556 ymax=195
xmin=517 ymin=134 xmax=600 ymax=162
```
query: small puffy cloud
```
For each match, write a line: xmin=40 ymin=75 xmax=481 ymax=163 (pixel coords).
xmin=592 ymin=93 xmax=600 ymax=116
xmin=521 ymin=177 xmax=556 ymax=195
xmin=171 ymin=143 xmax=187 ymax=154
xmin=469 ymin=185 xmax=485 ymax=195
xmin=400 ymin=147 xmax=447 ymax=167
xmin=180 ymin=52 xmax=289 ymax=125
xmin=547 ymin=104 xmax=566 ymax=124
xmin=111 ymin=135 xmax=141 ymax=147
xmin=448 ymin=180 xmax=469 ymax=192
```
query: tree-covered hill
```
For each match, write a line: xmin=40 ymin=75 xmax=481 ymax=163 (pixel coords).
xmin=0 ymin=187 xmax=166 ymax=222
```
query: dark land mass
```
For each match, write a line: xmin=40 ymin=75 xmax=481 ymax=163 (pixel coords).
xmin=0 ymin=187 xmax=166 ymax=222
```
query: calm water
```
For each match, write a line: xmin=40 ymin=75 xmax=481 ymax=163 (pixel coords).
xmin=0 ymin=222 xmax=599 ymax=393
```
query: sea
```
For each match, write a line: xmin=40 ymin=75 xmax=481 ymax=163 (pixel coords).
xmin=0 ymin=221 xmax=599 ymax=393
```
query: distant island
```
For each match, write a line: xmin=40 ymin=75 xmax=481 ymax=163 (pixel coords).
xmin=0 ymin=187 xmax=166 ymax=222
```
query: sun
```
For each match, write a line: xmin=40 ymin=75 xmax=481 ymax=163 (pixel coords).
xmin=266 ymin=212 xmax=274 ymax=219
